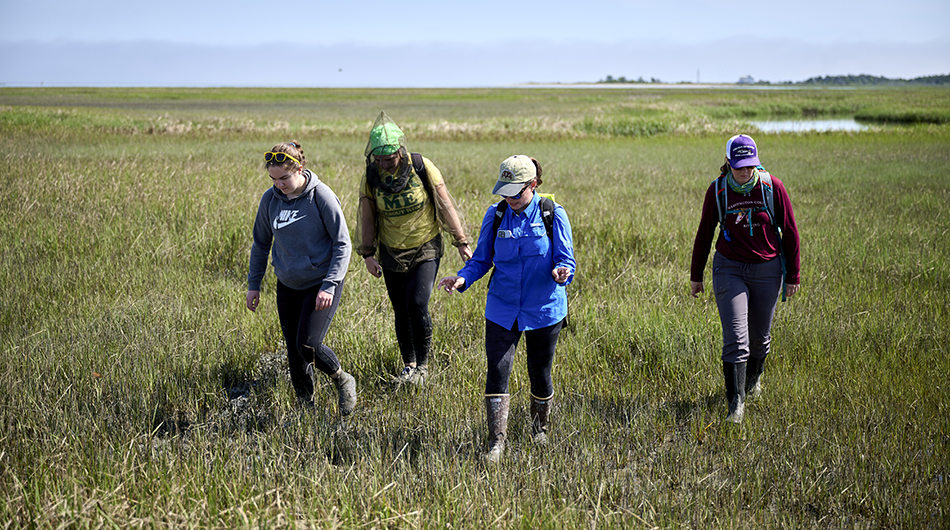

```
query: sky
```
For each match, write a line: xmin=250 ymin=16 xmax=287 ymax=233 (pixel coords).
xmin=1 ymin=0 xmax=948 ymax=87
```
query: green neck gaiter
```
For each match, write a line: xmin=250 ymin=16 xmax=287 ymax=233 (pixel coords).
xmin=726 ymin=167 xmax=760 ymax=195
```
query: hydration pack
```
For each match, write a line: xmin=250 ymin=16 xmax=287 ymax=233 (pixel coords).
xmin=713 ymin=168 xmax=788 ymax=301
xmin=713 ymin=167 xmax=776 ymax=241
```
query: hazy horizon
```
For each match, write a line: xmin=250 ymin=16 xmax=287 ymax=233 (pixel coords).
xmin=1 ymin=0 xmax=948 ymax=88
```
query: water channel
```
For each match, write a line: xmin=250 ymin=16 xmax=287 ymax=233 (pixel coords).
xmin=749 ymin=119 xmax=869 ymax=133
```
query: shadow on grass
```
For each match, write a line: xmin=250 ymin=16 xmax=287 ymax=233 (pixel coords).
xmin=150 ymin=350 xmax=288 ymax=438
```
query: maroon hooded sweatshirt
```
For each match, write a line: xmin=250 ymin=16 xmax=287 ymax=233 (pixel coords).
xmin=690 ymin=174 xmax=801 ymax=285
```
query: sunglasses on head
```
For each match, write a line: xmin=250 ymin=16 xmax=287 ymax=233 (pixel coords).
xmin=502 ymin=182 xmax=532 ymax=200
xmin=264 ymin=151 xmax=301 ymax=167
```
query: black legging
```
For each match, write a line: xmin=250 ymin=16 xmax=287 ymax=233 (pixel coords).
xmin=484 ymin=318 xmax=564 ymax=398
xmin=275 ymin=280 xmax=344 ymax=399
xmin=382 ymin=258 xmax=440 ymax=367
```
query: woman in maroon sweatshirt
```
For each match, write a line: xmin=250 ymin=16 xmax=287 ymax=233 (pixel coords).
xmin=690 ymin=134 xmax=801 ymax=423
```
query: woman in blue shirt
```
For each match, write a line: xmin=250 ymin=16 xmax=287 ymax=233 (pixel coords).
xmin=439 ymin=155 xmax=576 ymax=463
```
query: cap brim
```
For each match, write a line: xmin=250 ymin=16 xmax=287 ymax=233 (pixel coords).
xmin=371 ymin=145 xmax=399 ymax=156
xmin=492 ymin=180 xmax=525 ymax=196
xmin=730 ymin=157 xmax=760 ymax=169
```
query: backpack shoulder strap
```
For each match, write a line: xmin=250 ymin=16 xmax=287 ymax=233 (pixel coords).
xmin=411 ymin=152 xmax=439 ymax=222
xmin=492 ymin=200 xmax=508 ymax=236
xmin=538 ymin=196 xmax=555 ymax=240
xmin=756 ymin=169 xmax=787 ymax=301
xmin=410 ymin=152 xmax=430 ymax=190
xmin=486 ymin=201 xmax=510 ymax=284
xmin=757 ymin=170 xmax=775 ymax=223
xmin=713 ymin=175 xmax=728 ymax=227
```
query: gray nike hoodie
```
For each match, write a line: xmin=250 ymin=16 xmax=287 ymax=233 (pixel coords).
xmin=247 ymin=170 xmax=351 ymax=294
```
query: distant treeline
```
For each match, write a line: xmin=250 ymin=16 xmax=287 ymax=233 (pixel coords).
xmin=798 ymin=74 xmax=950 ymax=86
xmin=598 ymin=76 xmax=666 ymax=84
xmin=597 ymin=74 xmax=950 ymax=86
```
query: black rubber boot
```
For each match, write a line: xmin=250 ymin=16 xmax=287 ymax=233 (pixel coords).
xmin=746 ymin=355 xmax=767 ymax=399
xmin=723 ymin=361 xmax=747 ymax=423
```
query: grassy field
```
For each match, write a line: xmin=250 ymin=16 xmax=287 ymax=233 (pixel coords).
xmin=1 ymin=86 xmax=948 ymax=528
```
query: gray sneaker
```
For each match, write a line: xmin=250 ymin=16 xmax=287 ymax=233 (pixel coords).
xmin=335 ymin=371 xmax=357 ymax=416
xmin=396 ymin=366 xmax=415 ymax=383
xmin=410 ymin=365 xmax=429 ymax=385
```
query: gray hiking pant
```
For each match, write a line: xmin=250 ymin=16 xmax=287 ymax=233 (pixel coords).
xmin=712 ymin=253 xmax=783 ymax=364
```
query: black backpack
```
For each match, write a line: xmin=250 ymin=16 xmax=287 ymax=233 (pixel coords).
xmin=488 ymin=196 xmax=569 ymax=327
xmin=491 ymin=195 xmax=556 ymax=241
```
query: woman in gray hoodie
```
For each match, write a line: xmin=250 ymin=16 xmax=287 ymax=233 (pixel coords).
xmin=246 ymin=141 xmax=356 ymax=416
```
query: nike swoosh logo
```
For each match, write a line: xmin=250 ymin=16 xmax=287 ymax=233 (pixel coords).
xmin=273 ymin=211 xmax=307 ymax=230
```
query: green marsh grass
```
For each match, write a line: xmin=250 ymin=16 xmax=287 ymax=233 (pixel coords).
xmin=1 ymin=87 xmax=948 ymax=528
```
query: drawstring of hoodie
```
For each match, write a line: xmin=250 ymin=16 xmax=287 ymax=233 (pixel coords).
xmin=723 ymin=167 xmax=762 ymax=236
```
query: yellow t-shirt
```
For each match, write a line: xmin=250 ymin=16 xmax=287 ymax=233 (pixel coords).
xmin=361 ymin=156 xmax=443 ymax=250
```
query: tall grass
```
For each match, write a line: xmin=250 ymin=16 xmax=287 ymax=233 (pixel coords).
xmin=0 ymin=88 xmax=948 ymax=528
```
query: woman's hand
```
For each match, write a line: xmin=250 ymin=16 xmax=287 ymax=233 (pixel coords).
xmin=438 ymin=276 xmax=466 ymax=293
xmin=690 ymin=281 xmax=704 ymax=298
xmin=364 ymin=256 xmax=382 ymax=278
xmin=246 ymin=290 xmax=260 ymax=312
xmin=457 ymin=244 xmax=473 ymax=262
xmin=315 ymin=290 xmax=333 ymax=310
xmin=785 ymin=283 xmax=800 ymax=298
xmin=552 ymin=267 xmax=571 ymax=284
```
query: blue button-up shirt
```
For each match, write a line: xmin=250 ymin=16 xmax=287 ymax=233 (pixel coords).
xmin=457 ymin=194 xmax=576 ymax=331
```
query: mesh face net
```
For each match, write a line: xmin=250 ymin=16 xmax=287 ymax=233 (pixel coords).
xmin=356 ymin=112 xmax=469 ymax=272
xmin=364 ymin=111 xmax=408 ymax=158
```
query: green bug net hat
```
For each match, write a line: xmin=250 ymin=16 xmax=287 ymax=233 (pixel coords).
xmin=365 ymin=111 xmax=408 ymax=158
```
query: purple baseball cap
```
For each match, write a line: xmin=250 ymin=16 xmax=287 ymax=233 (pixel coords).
xmin=726 ymin=134 xmax=760 ymax=169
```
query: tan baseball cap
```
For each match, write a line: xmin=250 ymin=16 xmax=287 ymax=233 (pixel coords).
xmin=492 ymin=155 xmax=536 ymax=196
